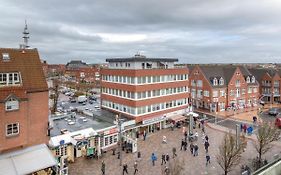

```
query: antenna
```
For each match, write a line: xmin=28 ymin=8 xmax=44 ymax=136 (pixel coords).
xmin=22 ymin=20 xmax=30 ymax=49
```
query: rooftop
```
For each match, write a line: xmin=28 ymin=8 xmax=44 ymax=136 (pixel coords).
xmin=106 ymin=54 xmax=178 ymax=63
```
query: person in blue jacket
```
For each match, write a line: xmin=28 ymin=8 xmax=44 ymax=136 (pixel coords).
xmin=151 ymin=153 xmax=157 ymax=166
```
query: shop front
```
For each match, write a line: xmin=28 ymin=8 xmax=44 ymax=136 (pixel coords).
xmin=140 ymin=115 xmax=167 ymax=134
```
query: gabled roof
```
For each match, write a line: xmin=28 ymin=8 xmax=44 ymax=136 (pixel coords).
xmin=0 ymin=48 xmax=48 ymax=96
xmin=198 ymin=65 xmax=259 ymax=87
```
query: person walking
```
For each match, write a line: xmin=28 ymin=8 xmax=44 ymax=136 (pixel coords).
xmin=133 ymin=161 xmax=138 ymax=175
xmin=180 ymin=139 xmax=185 ymax=150
xmin=101 ymin=160 xmax=105 ymax=175
xmin=151 ymin=153 xmax=157 ymax=166
xmin=190 ymin=142 xmax=194 ymax=155
xmin=166 ymin=153 xmax=170 ymax=163
xmin=161 ymin=154 xmax=166 ymax=165
xmin=205 ymin=135 xmax=209 ymax=142
xmin=143 ymin=130 xmax=147 ymax=141
xmin=194 ymin=144 xmax=199 ymax=156
xmin=162 ymin=135 xmax=167 ymax=144
xmin=204 ymin=141 xmax=210 ymax=153
xmin=122 ymin=163 xmax=128 ymax=175
xmin=164 ymin=166 xmax=170 ymax=175
xmin=184 ymin=131 xmax=188 ymax=141
xmin=184 ymin=140 xmax=187 ymax=151
xmin=172 ymin=147 xmax=177 ymax=158
xmin=206 ymin=154 xmax=211 ymax=166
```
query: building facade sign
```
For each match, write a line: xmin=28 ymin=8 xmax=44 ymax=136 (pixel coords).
xmin=142 ymin=116 xmax=166 ymax=125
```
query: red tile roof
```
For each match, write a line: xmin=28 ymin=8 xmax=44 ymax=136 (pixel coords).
xmin=0 ymin=48 xmax=48 ymax=100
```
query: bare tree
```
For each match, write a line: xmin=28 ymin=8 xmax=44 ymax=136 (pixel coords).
xmin=254 ymin=122 xmax=281 ymax=168
xmin=49 ymin=79 xmax=60 ymax=114
xmin=216 ymin=133 xmax=247 ymax=175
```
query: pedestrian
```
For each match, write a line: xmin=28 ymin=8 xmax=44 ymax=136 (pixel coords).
xmin=143 ymin=130 xmax=147 ymax=141
xmin=164 ymin=166 xmax=170 ymax=175
xmin=161 ymin=154 xmax=166 ymax=165
xmin=180 ymin=139 xmax=185 ymax=150
xmin=240 ymin=123 xmax=243 ymax=132
xmin=101 ymin=160 xmax=105 ymax=175
xmin=151 ymin=153 xmax=157 ymax=166
xmin=206 ymin=154 xmax=211 ymax=166
xmin=184 ymin=131 xmax=188 ymax=141
xmin=190 ymin=142 xmax=194 ymax=155
xmin=172 ymin=147 xmax=177 ymax=158
xmin=204 ymin=141 xmax=210 ymax=153
xmin=243 ymin=124 xmax=247 ymax=133
xmin=166 ymin=153 xmax=170 ymax=163
xmin=134 ymin=161 xmax=138 ymax=175
xmin=184 ymin=141 xmax=187 ymax=151
xmin=123 ymin=163 xmax=128 ymax=175
xmin=202 ymin=124 xmax=205 ymax=133
xmin=198 ymin=122 xmax=201 ymax=129
xmin=193 ymin=144 xmax=199 ymax=156
xmin=205 ymin=135 xmax=209 ymax=142
xmin=163 ymin=135 xmax=167 ymax=144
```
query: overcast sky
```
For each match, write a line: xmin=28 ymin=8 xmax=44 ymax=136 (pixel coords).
xmin=1 ymin=0 xmax=281 ymax=64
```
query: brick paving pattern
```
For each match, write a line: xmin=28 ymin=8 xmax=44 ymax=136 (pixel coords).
xmin=68 ymin=126 xmax=281 ymax=175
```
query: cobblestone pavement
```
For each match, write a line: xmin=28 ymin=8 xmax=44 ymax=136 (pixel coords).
xmin=68 ymin=126 xmax=281 ymax=175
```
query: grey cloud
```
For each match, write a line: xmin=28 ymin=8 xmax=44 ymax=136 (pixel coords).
xmin=0 ymin=0 xmax=281 ymax=63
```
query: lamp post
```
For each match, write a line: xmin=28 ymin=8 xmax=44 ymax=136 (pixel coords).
xmin=116 ymin=114 xmax=124 ymax=166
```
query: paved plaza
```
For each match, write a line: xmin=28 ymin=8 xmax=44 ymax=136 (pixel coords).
xmin=68 ymin=125 xmax=281 ymax=175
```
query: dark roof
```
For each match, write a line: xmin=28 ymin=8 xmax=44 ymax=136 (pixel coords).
xmin=199 ymin=65 xmax=259 ymax=87
xmin=106 ymin=55 xmax=178 ymax=62
xmin=0 ymin=48 xmax=48 ymax=96
xmin=66 ymin=60 xmax=89 ymax=69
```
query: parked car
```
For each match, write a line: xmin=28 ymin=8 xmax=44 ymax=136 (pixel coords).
xmin=268 ymin=108 xmax=279 ymax=116
xmin=89 ymin=100 xmax=94 ymax=104
xmin=70 ymin=98 xmax=76 ymax=103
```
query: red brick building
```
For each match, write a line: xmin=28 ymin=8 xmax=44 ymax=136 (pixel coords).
xmin=189 ymin=65 xmax=259 ymax=112
xmin=101 ymin=54 xmax=189 ymax=132
xmin=0 ymin=48 xmax=49 ymax=153
xmin=249 ymin=68 xmax=281 ymax=103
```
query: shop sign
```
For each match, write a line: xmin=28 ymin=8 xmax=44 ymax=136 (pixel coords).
xmin=142 ymin=116 xmax=166 ymax=125
xmin=104 ymin=128 xmax=118 ymax=135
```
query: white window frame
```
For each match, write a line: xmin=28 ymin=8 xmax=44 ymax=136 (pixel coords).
xmin=246 ymin=76 xmax=250 ymax=83
xmin=219 ymin=78 xmax=224 ymax=86
xmin=251 ymin=76 xmax=255 ymax=83
xmin=5 ymin=97 xmax=19 ymax=111
xmin=213 ymin=78 xmax=218 ymax=86
xmin=6 ymin=123 xmax=19 ymax=136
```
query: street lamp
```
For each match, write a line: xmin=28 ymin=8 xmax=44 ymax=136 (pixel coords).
xmin=115 ymin=114 xmax=124 ymax=166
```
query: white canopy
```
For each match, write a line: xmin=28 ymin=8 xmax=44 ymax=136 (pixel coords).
xmin=0 ymin=144 xmax=56 ymax=175
xmin=186 ymin=112 xmax=199 ymax=117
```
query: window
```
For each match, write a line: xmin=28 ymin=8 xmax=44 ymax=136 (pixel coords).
xmin=2 ymin=53 xmax=10 ymax=61
xmin=219 ymin=78 xmax=224 ymax=85
xmin=0 ymin=72 xmax=20 ymax=86
xmin=251 ymin=76 xmax=255 ymax=83
xmin=213 ymin=78 xmax=218 ymax=86
xmin=246 ymin=76 xmax=250 ymax=83
xmin=197 ymin=80 xmax=202 ymax=87
xmin=5 ymin=98 xmax=19 ymax=111
xmin=220 ymin=90 xmax=225 ymax=97
xmin=6 ymin=123 xmax=19 ymax=136
xmin=203 ymin=91 xmax=209 ymax=97
xmin=213 ymin=90 xmax=218 ymax=97
xmin=235 ymin=80 xmax=240 ymax=87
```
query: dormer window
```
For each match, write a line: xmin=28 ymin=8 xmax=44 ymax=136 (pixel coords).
xmin=246 ymin=76 xmax=250 ymax=83
xmin=2 ymin=53 xmax=10 ymax=61
xmin=5 ymin=97 xmax=19 ymax=111
xmin=213 ymin=78 xmax=218 ymax=86
xmin=219 ymin=77 xmax=224 ymax=85
xmin=0 ymin=72 xmax=21 ymax=86
xmin=251 ymin=76 xmax=255 ymax=83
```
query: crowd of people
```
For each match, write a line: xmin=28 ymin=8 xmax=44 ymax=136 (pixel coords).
xmin=100 ymin=117 xmax=212 ymax=175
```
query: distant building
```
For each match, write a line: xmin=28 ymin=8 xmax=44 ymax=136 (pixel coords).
xmin=0 ymin=48 xmax=56 ymax=174
xmin=101 ymin=54 xmax=189 ymax=133
xmin=65 ymin=60 xmax=101 ymax=85
xmin=189 ymin=65 xmax=259 ymax=112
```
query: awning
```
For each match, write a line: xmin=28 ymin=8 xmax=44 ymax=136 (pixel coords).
xmin=186 ymin=112 xmax=199 ymax=117
xmin=0 ymin=144 xmax=57 ymax=175
xmin=169 ymin=115 xmax=186 ymax=122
